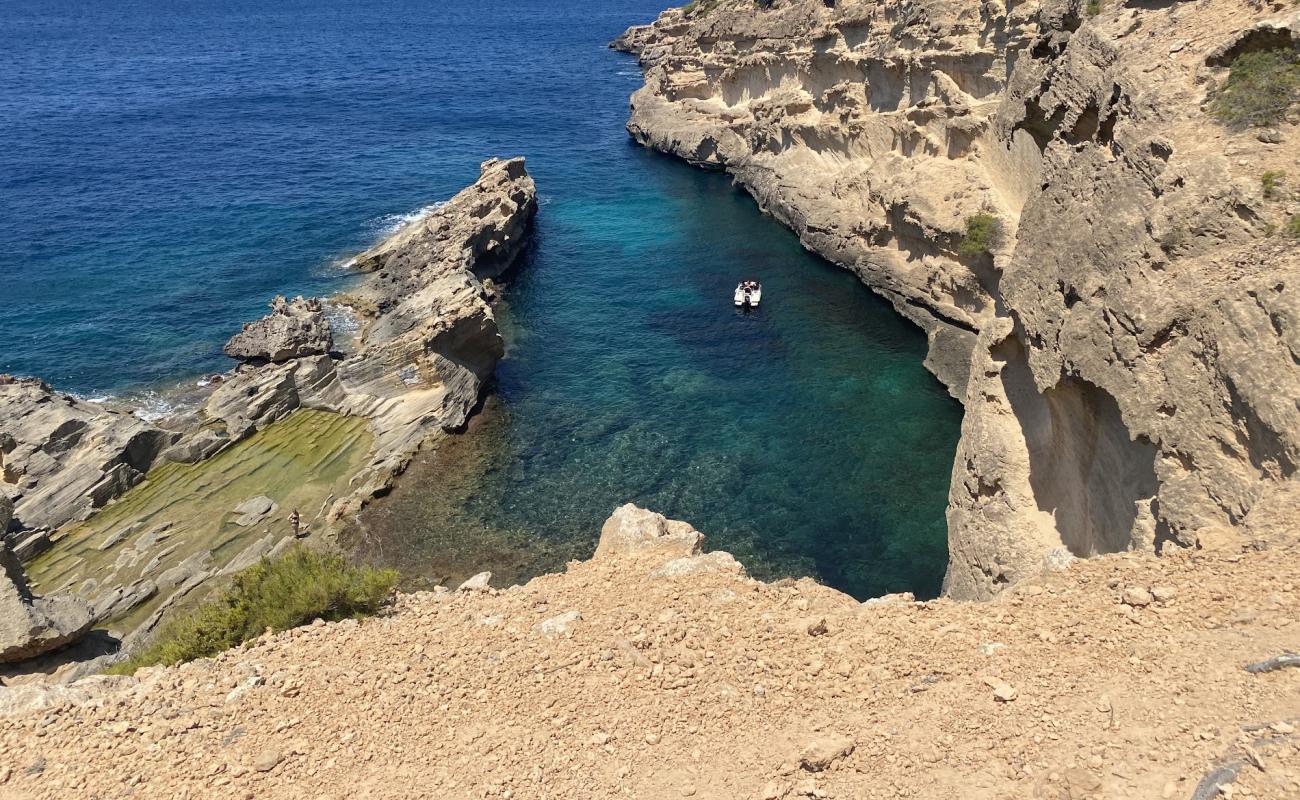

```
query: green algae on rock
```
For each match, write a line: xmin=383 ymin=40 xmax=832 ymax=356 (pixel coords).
xmin=26 ymin=410 xmax=372 ymax=651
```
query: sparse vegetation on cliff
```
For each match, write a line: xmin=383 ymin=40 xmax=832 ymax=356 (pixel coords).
xmin=958 ymin=212 xmax=1002 ymax=258
xmin=107 ymin=547 xmax=398 ymax=675
xmin=1286 ymin=215 xmax=1300 ymax=239
xmin=1261 ymin=170 xmax=1286 ymax=199
xmin=1211 ymin=48 xmax=1300 ymax=129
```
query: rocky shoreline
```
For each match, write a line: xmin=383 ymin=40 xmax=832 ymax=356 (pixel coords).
xmin=613 ymin=0 xmax=1300 ymax=599
xmin=0 ymin=157 xmax=536 ymax=670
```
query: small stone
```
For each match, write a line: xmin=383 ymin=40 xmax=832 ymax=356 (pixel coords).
xmin=1151 ymin=585 xmax=1177 ymax=603
xmin=1257 ymin=129 xmax=1282 ymax=144
xmin=457 ymin=572 xmax=492 ymax=592
xmin=536 ymin=610 xmax=582 ymax=639
xmin=1122 ymin=587 xmax=1153 ymax=607
xmin=806 ymin=618 xmax=828 ymax=637
xmin=644 ymin=732 xmax=660 ymax=745
xmin=761 ymin=780 xmax=788 ymax=800
xmin=983 ymin=676 xmax=1017 ymax=702
xmin=252 ymin=750 xmax=282 ymax=773
xmin=590 ymin=732 xmax=610 ymax=746
xmin=799 ymin=734 xmax=855 ymax=772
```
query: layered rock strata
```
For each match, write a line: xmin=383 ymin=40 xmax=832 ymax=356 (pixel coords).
xmin=0 ymin=158 xmax=535 ymax=666
xmin=164 ymin=156 xmax=536 ymax=516
xmin=0 ymin=539 xmax=93 ymax=664
xmin=615 ymin=0 xmax=1300 ymax=598
xmin=0 ymin=377 xmax=175 ymax=536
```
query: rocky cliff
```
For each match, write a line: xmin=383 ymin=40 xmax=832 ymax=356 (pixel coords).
xmin=615 ymin=0 xmax=1300 ymax=598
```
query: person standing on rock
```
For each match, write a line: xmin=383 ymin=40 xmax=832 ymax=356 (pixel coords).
xmin=289 ymin=509 xmax=302 ymax=538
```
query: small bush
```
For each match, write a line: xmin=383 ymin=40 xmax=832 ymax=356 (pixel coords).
xmin=1086 ymin=0 xmax=1102 ymax=17
xmin=1286 ymin=215 xmax=1300 ymax=239
xmin=1261 ymin=170 xmax=1286 ymax=200
xmin=1210 ymin=48 xmax=1300 ymax=129
xmin=107 ymin=546 xmax=398 ymax=674
xmin=958 ymin=212 xmax=1002 ymax=258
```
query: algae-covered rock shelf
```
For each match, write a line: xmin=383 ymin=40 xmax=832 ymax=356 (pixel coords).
xmin=24 ymin=411 xmax=372 ymax=660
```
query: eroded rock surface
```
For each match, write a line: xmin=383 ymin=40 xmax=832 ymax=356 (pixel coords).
xmin=223 ymin=295 xmax=333 ymax=364
xmin=0 ymin=376 xmax=175 ymax=534
xmin=0 ymin=542 xmax=93 ymax=663
xmin=616 ymin=0 xmax=1300 ymax=598
xmin=164 ymin=156 xmax=537 ymax=518
xmin=1 ymin=158 xmax=535 ymax=670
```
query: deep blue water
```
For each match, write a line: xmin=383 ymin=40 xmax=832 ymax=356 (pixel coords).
xmin=1 ymin=0 xmax=962 ymax=598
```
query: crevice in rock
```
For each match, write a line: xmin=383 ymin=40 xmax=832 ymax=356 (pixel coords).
xmin=996 ymin=337 xmax=1159 ymax=557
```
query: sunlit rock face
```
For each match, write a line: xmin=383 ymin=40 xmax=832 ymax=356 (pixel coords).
xmin=616 ymin=0 xmax=1300 ymax=598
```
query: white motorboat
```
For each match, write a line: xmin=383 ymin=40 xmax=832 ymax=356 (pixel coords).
xmin=734 ymin=281 xmax=762 ymax=308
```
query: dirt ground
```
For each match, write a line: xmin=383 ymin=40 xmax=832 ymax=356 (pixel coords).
xmin=1 ymin=509 xmax=1297 ymax=800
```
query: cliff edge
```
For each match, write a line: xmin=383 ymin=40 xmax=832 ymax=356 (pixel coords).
xmin=2 ymin=505 xmax=1297 ymax=799
xmin=615 ymin=0 xmax=1299 ymax=598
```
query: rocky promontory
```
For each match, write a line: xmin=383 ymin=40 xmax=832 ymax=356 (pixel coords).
xmin=0 ymin=157 xmax=536 ymax=669
xmin=615 ymin=0 xmax=1300 ymax=598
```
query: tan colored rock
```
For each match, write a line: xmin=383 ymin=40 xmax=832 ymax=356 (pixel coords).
xmin=536 ymin=610 xmax=582 ymax=639
xmin=799 ymin=734 xmax=855 ymax=772
xmin=458 ymin=572 xmax=492 ymax=592
xmin=617 ymin=0 xmax=1300 ymax=599
xmin=223 ymin=296 xmax=332 ymax=364
xmin=1122 ymin=587 xmax=1154 ymax=607
xmin=594 ymin=503 xmax=704 ymax=561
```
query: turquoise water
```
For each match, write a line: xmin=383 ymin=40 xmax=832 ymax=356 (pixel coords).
xmin=2 ymin=0 xmax=961 ymax=598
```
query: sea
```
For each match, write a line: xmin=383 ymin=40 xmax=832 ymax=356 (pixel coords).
xmin=0 ymin=0 xmax=962 ymax=598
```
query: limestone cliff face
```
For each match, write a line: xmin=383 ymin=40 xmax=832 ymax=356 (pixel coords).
xmin=617 ymin=0 xmax=1300 ymax=598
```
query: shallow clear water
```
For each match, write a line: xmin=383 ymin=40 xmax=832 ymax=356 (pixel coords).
xmin=2 ymin=0 xmax=961 ymax=598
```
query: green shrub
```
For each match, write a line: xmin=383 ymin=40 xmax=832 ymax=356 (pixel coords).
xmin=1210 ymin=48 xmax=1300 ymax=129
xmin=958 ymin=212 xmax=1002 ymax=258
xmin=107 ymin=546 xmax=398 ymax=675
xmin=1261 ymin=170 xmax=1286 ymax=200
xmin=1286 ymin=215 xmax=1300 ymax=239
xmin=1086 ymin=0 xmax=1102 ymax=17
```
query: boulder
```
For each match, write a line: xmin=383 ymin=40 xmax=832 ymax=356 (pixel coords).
xmin=223 ymin=296 xmax=333 ymax=363
xmin=0 ymin=542 xmax=94 ymax=663
xmin=594 ymin=504 xmax=704 ymax=561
